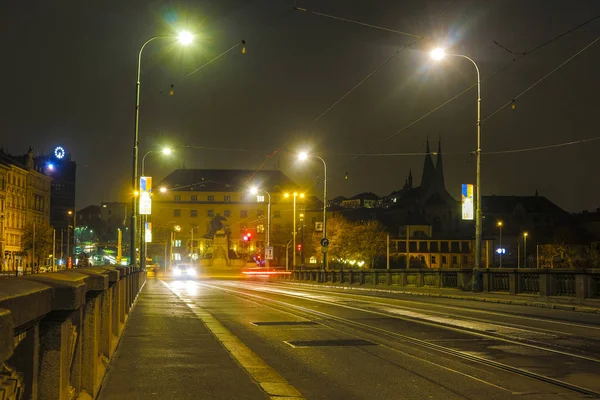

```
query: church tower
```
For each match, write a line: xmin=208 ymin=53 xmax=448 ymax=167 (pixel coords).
xmin=421 ymin=139 xmax=435 ymax=188
xmin=434 ymin=138 xmax=445 ymax=190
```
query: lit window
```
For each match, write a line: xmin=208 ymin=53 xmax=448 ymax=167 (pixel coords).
xmin=172 ymin=240 xmax=182 ymax=248
xmin=257 ymin=224 xmax=265 ymax=233
xmin=208 ymin=195 xmax=215 ymax=202
xmin=256 ymin=195 xmax=265 ymax=203
xmin=190 ymin=210 xmax=198 ymax=217
xmin=173 ymin=253 xmax=181 ymax=261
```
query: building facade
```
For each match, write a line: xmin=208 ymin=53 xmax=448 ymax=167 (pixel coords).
xmin=152 ymin=169 xmax=322 ymax=267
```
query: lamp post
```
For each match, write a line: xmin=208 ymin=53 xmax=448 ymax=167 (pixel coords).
xmin=250 ymin=187 xmax=271 ymax=270
xmin=130 ymin=31 xmax=193 ymax=268
xmin=430 ymin=48 xmax=482 ymax=289
xmin=139 ymin=147 xmax=173 ymax=270
xmin=298 ymin=152 xmax=327 ymax=271
xmin=67 ymin=210 xmax=76 ymax=266
xmin=523 ymin=232 xmax=528 ymax=268
xmin=284 ymin=192 xmax=305 ymax=268
xmin=497 ymin=221 xmax=503 ymax=268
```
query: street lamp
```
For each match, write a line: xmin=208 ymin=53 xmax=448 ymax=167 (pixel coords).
xmin=139 ymin=147 xmax=173 ymax=270
xmin=250 ymin=187 xmax=271 ymax=270
xmin=497 ymin=221 xmax=503 ymax=268
xmin=67 ymin=210 xmax=76 ymax=266
xmin=523 ymin=232 xmax=529 ymax=268
xmin=298 ymin=152 xmax=327 ymax=272
xmin=284 ymin=192 xmax=305 ymax=268
xmin=130 ymin=32 xmax=193 ymax=268
xmin=430 ymin=48 xmax=482 ymax=288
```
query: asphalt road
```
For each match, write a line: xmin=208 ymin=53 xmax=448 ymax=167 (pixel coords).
xmin=163 ymin=278 xmax=600 ymax=400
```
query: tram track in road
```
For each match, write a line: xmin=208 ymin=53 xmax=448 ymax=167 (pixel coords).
xmin=237 ymin=281 xmax=600 ymax=361
xmin=198 ymin=280 xmax=600 ymax=398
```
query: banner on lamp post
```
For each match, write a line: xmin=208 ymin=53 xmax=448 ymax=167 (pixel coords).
xmin=139 ymin=176 xmax=152 ymax=215
xmin=145 ymin=222 xmax=152 ymax=243
xmin=461 ymin=184 xmax=474 ymax=220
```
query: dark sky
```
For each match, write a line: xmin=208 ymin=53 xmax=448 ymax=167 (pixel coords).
xmin=2 ymin=0 xmax=600 ymax=212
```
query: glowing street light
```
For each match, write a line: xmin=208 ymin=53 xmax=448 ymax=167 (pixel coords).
xmin=177 ymin=31 xmax=194 ymax=46
xmin=297 ymin=151 xmax=328 ymax=273
xmin=497 ymin=221 xmax=503 ymax=268
xmin=159 ymin=187 xmax=168 ymax=193
xmin=429 ymin=47 xmax=482 ymax=289
xmin=130 ymin=32 xmax=194 ymax=268
xmin=523 ymin=232 xmax=529 ymax=268
xmin=161 ymin=147 xmax=173 ymax=155
xmin=284 ymin=192 xmax=305 ymax=268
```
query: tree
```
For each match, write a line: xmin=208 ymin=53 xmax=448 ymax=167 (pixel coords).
xmin=22 ymin=222 xmax=54 ymax=271
xmin=353 ymin=220 xmax=387 ymax=268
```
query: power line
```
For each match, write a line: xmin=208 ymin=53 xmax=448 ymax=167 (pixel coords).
xmin=483 ymin=35 xmax=600 ymax=123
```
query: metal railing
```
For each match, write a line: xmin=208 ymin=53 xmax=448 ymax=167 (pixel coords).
xmin=286 ymin=268 xmax=600 ymax=300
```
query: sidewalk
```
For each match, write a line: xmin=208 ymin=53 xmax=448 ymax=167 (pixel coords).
xmin=282 ymin=281 xmax=600 ymax=314
xmin=97 ymin=279 xmax=267 ymax=400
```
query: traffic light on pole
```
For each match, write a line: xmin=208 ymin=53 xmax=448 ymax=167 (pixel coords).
xmin=297 ymin=244 xmax=302 ymax=252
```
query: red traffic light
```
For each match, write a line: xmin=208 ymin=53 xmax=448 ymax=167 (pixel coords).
xmin=297 ymin=244 xmax=302 ymax=252
xmin=247 ymin=232 xmax=252 ymax=238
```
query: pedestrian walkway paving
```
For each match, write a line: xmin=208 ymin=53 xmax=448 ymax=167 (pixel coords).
xmin=97 ymin=279 xmax=267 ymax=400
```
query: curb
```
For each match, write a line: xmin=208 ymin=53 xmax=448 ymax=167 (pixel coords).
xmin=281 ymin=281 xmax=600 ymax=314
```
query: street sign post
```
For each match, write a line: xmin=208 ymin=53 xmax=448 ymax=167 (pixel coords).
xmin=266 ymin=246 xmax=274 ymax=260
xmin=320 ymin=238 xmax=329 ymax=247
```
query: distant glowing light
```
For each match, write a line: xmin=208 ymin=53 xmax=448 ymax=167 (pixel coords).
xmin=54 ymin=146 xmax=66 ymax=159
xmin=430 ymin=48 xmax=446 ymax=61
xmin=160 ymin=187 xmax=167 ymax=193
xmin=496 ymin=248 xmax=506 ymax=255
xmin=162 ymin=147 xmax=172 ymax=155
xmin=47 ymin=163 xmax=55 ymax=171
xmin=249 ymin=187 xmax=258 ymax=195
xmin=298 ymin=152 xmax=308 ymax=161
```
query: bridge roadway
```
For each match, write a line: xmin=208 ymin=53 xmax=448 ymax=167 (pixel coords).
xmin=99 ymin=277 xmax=600 ymax=399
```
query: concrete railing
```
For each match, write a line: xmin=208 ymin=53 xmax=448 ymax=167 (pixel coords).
xmin=288 ymin=268 xmax=600 ymax=300
xmin=0 ymin=265 xmax=146 ymax=399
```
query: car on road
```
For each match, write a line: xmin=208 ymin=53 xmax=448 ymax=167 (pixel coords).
xmin=171 ymin=263 xmax=198 ymax=279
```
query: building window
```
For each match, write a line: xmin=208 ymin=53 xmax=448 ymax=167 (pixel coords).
xmin=240 ymin=210 xmax=248 ymax=218
xmin=452 ymin=256 xmax=458 ymax=264
xmin=174 ymin=195 xmax=181 ymax=202
xmin=190 ymin=209 xmax=198 ymax=217
xmin=173 ymin=253 xmax=181 ymax=261
xmin=463 ymin=256 xmax=468 ymax=264
xmin=174 ymin=209 xmax=181 ymax=217
xmin=208 ymin=195 xmax=215 ymax=202
xmin=431 ymin=256 xmax=437 ymax=264
xmin=172 ymin=240 xmax=182 ymax=248
xmin=442 ymin=255 xmax=447 ymax=264
xmin=256 ymin=195 xmax=265 ymax=203
xmin=224 ymin=210 xmax=231 ymax=217
xmin=257 ymin=224 xmax=265 ymax=233
xmin=191 ymin=195 xmax=197 ymax=201
xmin=207 ymin=210 xmax=214 ymax=217
xmin=274 ymin=211 xmax=281 ymax=218
xmin=224 ymin=195 xmax=231 ymax=202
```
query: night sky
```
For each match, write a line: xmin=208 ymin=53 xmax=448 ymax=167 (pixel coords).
xmin=2 ymin=0 xmax=600 ymax=212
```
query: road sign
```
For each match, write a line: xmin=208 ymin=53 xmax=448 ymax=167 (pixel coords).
xmin=266 ymin=246 xmax=274 ymax=260
xmin=320 ymin=238 xmax=329 ymax=247
xmin=321 ymin=246 xmax=328 ymax=253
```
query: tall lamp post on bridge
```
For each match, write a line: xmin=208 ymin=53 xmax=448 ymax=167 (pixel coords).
xmin=497 ymin=221 xmax=503 ymax=268
xmin=67 ymin=210 xmax=76 ymax=266
xmin=130 ymin=31 xmax=194 ymax=267
xmin=430 ymin=48 xmax=482 ymax=290
xmin=249 ymin=187 xmax=271 ymax=270
xmin=139 ymin=147 xmax=173 ymax=270
xmin=298 ymin=152 xmax=328 ymax=272
xmin=523 ymin=232 xmax=529 ymax=268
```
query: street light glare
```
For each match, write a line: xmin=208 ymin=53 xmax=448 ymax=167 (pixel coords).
xmin=159 ymin=187 xmax=167 ymax=193
xmin=430 ymin=48 xmax=446 ymax=61
xmin=162 ymin=147 xmax=172 ymax=155
xmin=298 ymin=152 xmax=308 ymax=161
xmin=249 ymin=187 xmax=259 ymax=195
xmin=177 ymin=31 xmax=194 ymax=46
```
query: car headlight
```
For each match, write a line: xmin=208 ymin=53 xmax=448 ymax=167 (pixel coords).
xmin=173 ymin=267 xmax=182 ymax=276
xmin=186 ymin=268 xmax=196 ymax=277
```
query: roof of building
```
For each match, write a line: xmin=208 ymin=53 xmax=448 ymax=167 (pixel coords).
xmin=347 ymin=192 xmax=380 ymax=201
xmin=156 ymin=169 xmax=298 ymax=193
xmin=482 ymin=195 xmax=567 ymax=215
